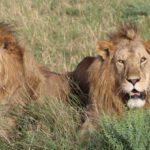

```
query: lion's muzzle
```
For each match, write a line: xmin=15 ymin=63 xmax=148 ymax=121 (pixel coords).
xmin=123 ymin=89 xmax=146 ymax=109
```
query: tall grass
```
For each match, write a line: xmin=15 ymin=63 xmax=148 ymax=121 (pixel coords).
xmin=0 ymin=0 xmax=150 ymax=149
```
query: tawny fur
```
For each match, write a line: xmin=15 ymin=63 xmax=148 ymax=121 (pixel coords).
xmin=109 ymin=22 xmax=138 ymax=42
xmin=0 ymin=23 xmax=70 ymax=140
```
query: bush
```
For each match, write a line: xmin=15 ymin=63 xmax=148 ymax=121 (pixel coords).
xmin=88 ymin=110 xmax=150 ymax=150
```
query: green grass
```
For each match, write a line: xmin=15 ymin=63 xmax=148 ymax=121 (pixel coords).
xmin=87 ymin=110 xmax=150 ymax=150
xmin=11 ymin=99 xmax=81 ymax=150
xmin=2 ymin=101 xmax=150 ymax=150
xmin=1 ymin=0 xmax=150 ymax=149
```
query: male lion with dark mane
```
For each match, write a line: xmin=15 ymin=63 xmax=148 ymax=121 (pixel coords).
xmin=71 ymin=23 xmax=150 ymax=135
xmin=0 ymin=23 xmax=70 ymax=140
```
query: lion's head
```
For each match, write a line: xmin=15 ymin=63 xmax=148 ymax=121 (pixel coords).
xmin=0 ymin=23 xmax=70 ymax=106
xmin=0 ymin=23 xmax=43 ymax=104
xmin=88 ymin=23 xmax=150 ymax=117
xmin=112 ymin=29 xmax=150 ymax=109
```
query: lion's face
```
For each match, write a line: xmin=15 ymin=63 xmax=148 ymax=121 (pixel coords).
xmin=96 ymin=39 xmax=150 ymax=109
xmin=114 ymin=40 xmax=150 ymax=109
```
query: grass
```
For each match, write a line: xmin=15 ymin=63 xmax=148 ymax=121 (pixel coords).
xmin=86 ymin=110 xmax=150 ymax=150
xmin=0 ymin=0 xmax=150 ymax=149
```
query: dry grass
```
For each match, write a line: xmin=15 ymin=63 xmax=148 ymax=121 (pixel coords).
xmin=0 ymin=0 xmax=150 ymax=149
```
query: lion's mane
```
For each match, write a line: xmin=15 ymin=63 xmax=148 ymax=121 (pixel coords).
xmin=0 ymin=23 xmax=70 ymax=140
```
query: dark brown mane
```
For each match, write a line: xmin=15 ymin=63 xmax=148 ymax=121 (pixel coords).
xmin=109 ymin=23 xmax=138 ymax=43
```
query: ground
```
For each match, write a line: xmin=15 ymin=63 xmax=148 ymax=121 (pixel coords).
xmin=1 ymin=0 xmax=150 ymax=149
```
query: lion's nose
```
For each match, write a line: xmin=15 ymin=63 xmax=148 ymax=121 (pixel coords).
xmin=127 ymin=78 xmax=141 ymax=85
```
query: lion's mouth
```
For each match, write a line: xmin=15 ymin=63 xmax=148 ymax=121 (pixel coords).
xmin=124 ymin=89 xmax=146 ymax=101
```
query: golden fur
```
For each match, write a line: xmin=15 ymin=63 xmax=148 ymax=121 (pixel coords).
xmin=0 ymin=23 xmax=70 ymax=140
xmin=72 ymin=24 xmax=150 ymax=135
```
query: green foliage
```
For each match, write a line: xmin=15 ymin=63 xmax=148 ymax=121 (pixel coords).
xmin=122 ymin=2 xmax=150 ymax=21
xmin=66 ymin=7 xmax=80 ymax=16
xmin=2 ymin=104 xmax=150 ymax=150
xmin=87 ymin=110 xmax=150 ymax=150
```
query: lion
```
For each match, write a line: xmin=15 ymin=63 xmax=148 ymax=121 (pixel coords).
xmin=0 ymin=23 xmax=70 ymax=140
xmin=70 ymin=56 xmax=95 ymax=106
xmin=71 ymin=23 xmax=150 ymax=135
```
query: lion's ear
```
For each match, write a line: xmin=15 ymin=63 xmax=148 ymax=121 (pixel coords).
xmin=0 ymin=36 xmax=16 ymax=50
xmin=96 ymin=41 xmax=115 ymax=60
xmin=145 ymin=40 xmax=150 ymax=53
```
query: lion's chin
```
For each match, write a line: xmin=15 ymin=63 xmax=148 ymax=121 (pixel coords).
xmin=123 ymin=89 xmax=147 ymax=109
xmin=127 ymin=98 xmax=146 ymax=109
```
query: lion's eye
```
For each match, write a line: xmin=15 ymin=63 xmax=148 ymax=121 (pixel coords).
xmin=140 ymin=57 xmax=147 ymax=63
xmin=118 ymin=59 xmax=124 ymax=64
